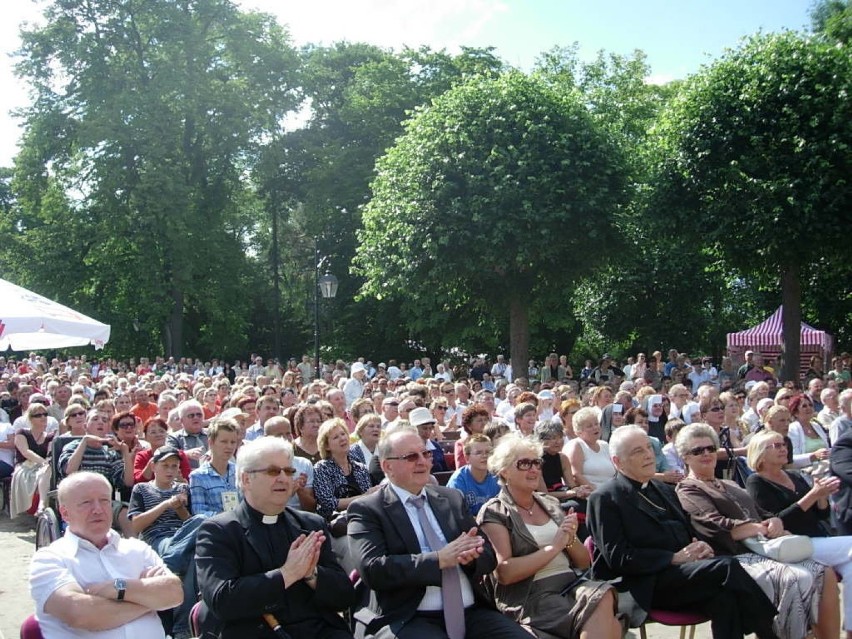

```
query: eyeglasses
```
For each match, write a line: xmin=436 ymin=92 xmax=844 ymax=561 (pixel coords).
xmin=246 ymin=466 xmax=298 ymax=477
xmin=186 ymin=412 xmax=204 ymax=419
xmin=386 ymin=449 xmax=434 ymax=463
xmin=686 ymin=445 xmax=717 ymax=457
xmin=435 ymin=406 xmax=448 ymax=411
xmin=31 ymin=413 xmax=48 ymax=418
xmin=707 ymin=406 xmax=724 ymax=413
xmin=515 ymin=458 xmax=544 ymax=470
xmin=68 ymin=411 xmax=85 ymax=418
xmin=117 ymin=422 xmax=136 ymax=430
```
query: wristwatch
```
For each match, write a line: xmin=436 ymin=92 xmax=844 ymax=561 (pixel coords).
xmin=113 ymin=578 xmax=127 ymax=601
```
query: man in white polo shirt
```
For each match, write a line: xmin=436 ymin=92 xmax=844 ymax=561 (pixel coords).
xmin=29 ymin=471 xmax=182 ymax=638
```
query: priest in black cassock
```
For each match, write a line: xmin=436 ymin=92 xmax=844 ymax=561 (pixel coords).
xmin=195 ymin=437 xmax=355 ymax=639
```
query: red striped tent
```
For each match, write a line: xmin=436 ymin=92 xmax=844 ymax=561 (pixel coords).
xmin=726 ymin=306 xmax=834 ymax=376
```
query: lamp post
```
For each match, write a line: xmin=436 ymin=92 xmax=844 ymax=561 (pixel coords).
xmin=314 ymin=244 xmax=338 ymax=380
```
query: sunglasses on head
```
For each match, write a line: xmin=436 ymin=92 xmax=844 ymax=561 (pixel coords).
xmin=515 ymin=458 xmax=543 ymax=470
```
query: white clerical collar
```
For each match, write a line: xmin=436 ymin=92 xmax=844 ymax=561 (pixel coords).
xmin=262 ymin=514 xmax=278 ymax=525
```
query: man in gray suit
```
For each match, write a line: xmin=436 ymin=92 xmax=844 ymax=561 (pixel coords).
xmin=347 ymin=428 xmax=527 ymax=639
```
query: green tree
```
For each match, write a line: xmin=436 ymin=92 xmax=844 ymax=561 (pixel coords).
xmin=648 ymin=32 xmax=852 ymax=380
xmin=256 ymin=44 xmax=505 ymax=361
xmin=810 ymin=0 xmax=852 ymax=43
xmin=355 ymin=71 xmax=628 ymax=375
xmin=8 ymin=0 xmax=299 ymax=357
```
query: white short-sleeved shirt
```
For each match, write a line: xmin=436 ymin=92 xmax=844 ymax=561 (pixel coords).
xmin=29 ymin=529 xmax=169 ymax=639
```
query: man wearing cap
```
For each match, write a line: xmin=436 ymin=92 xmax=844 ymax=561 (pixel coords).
xmin=382 ymin=395 xmax=401 ymax=429
xmin=347 ymin=428 xmax=529 ymax=639
xmin=129 ymin=446 xmax=207 ymax=639
xmin=344 ymin=362 xmax=368 ymax=409
xmin=737 ymin=351 xmax=755 ymax=380
xmin=411 ymin=407 xmax=448 ymax=473
xmin=29 ymin=471 xmax=183 ymax=639
xmin=195 ymin=437 xmax=355 ymax=638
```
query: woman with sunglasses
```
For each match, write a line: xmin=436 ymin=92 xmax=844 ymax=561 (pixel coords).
xmin=478 ymin=434 xmax=622 ymax=639
xmin=10 ymin=403 xmax=55 ymax=517
xmin=675 ymin=423 xmax=838 ymax=639
xmin=746 ymin=430 xmax=852 ymax=639
xmin=61 ymin=404 xmax=88 ymax=436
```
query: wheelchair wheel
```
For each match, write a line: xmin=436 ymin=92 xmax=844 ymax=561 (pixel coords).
xmin=36 ymin=508 xmax=61 ymax=549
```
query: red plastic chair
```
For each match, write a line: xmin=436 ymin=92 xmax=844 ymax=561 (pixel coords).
xmin=189 ymin=600 xmax=203 ymax=637
xmin=583 ymin=537 xmax=709 ymax=639
xmin=20 ymin=614 xmax=44 ymax=639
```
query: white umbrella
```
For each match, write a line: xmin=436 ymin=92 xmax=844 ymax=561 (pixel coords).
xmin=0 ymin=278 xmax=111 ymax=350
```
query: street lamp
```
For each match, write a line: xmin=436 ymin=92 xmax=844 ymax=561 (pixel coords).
xmin=314 ymin=247 xmax=338 ymax=379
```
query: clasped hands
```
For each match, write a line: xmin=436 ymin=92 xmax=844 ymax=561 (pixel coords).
xmin=280 ymin=530 xmax=324 ymax=587
xmin=437 ymin=527 xmax=485 ymax=569
xmin=552 ymin=508 xmax=579 ymax=550
xmin=673 ymin=537 xmax=715 ymax=564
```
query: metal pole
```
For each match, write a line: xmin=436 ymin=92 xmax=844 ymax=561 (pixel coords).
xmin=314 ymin=241 xmax=320 ymax=380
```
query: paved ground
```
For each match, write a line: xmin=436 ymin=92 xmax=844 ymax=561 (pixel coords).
xmin=0 ymin=511 xmax=843 ymax=639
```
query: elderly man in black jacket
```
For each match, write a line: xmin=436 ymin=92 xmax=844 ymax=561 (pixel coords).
xmin=831 ymin=428 xmax=852 ymax=535
xmin=587 ymin=425 xmax=779 ymax=639
xmin=195 ymin=437 xmax=354 ymax=639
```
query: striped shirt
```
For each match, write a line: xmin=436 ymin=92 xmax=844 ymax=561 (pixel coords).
xmin=128 ymin=481 xmax=189 ymax=545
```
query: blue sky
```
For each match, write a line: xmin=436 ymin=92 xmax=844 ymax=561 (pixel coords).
xmin=0 ymin=0 xmax=814 ymax=165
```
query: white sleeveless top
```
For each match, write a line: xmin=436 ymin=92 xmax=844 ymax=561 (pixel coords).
xmin=577 ymin=439 xmax=616 ymax=488
xmin=526 ymin=520 xmax=572 ymax=581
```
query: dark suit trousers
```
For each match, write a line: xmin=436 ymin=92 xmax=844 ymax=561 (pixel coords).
xmin=385 ymin=606 xmax=528 ymax=639
xmin=651 ymin=557 xmax=778 ymax=639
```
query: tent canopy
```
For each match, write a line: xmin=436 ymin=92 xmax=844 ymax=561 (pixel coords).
xmin=726 ymin=306 xmax=833 ymax=372
xmin=727 ymin=306 xmax=832 ymax=349
xmin=0 ymin=278 xmax=111 ymax=351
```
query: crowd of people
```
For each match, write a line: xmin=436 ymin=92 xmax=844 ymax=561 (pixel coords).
xmin=2 ymin=347 xmax=851 ymax=639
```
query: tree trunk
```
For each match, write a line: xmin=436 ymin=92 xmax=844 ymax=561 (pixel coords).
xmin=168 ymin=287 xmax=184 ymax=358
xmin=779 ymin=267 xmax=801 ymax=383
xmin=509 ymin=293 xmax=529 ymax=383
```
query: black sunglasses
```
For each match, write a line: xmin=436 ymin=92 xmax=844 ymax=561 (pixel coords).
xmin=686 ymin=445 xmax=717 ymax=457
xmin=515 ymin=458 xmax=543 ymax=470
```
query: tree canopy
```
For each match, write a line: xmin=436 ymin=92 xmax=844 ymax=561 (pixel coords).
xmin=648 ymin=32 xmax=852 ymax=379
xmin=355 ymin=71 xmax=628 ymax=375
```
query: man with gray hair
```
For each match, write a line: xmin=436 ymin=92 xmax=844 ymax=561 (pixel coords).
xmin=830 ymin=389 xmax=852 ymax=444
xmin=347 ymin=428 xmax=529 ymax=639
xmin=167 ymin=400 xmax=209 ymax=468
xmin=195 ymin=437 xmax=354 ymax=638
xmin=587 ymin=426 xmax=779 ymax=639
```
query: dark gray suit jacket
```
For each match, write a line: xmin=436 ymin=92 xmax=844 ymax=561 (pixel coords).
xmin=347 ymin=483 xmax=497 ymax=638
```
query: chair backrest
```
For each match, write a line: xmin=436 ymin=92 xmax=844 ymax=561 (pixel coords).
xmin=50 ymin=435 xmax=82 ymax=489
xmin=433 ymin=471 xmax=453 ymax=486
xmin=20 ymin=613 xmax=44 ymax=639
